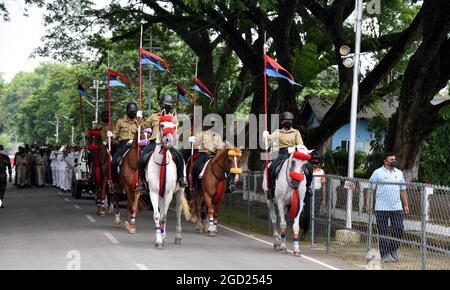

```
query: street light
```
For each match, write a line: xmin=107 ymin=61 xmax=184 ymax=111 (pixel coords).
xmin=90 ymin=80 xmax=106 ymax=125
xmin=338 ymin=0 xmax=363 ymax=231
xmin=61 ymin=115 xmax=75 ymax=145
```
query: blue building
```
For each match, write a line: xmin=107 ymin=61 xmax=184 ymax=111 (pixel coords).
xmin=299 ymin=96 xmax=398 ymax=154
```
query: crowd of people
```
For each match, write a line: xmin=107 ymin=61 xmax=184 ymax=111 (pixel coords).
xmin=12 ymin=144 xmax=79 ymax=192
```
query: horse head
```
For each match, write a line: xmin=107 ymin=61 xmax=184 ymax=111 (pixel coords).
xmin=87 ymin=130 xmax=102 ymax=151
xmin=213 ymin=146 xmax=243 ymax=182
xmin=158 ymin=114 xmax=177 ymax=149
xmin=288 ymin=145 xmax=312 ymax=183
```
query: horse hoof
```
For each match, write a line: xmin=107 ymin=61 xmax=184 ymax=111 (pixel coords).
xmin=155 ymin=243 xmax=164 ymax=250
xmin=293 ymin=250 xmax=302 ymax=257
xmin=174 ymin=238 xmax=182 ymax=245
xmin=114 ymin=222 xmax=121 ymax=228
xmin=279 ymin=246 xmax=287 ymax=253
xmin=208 ymin=231 xmax=217 ymax=237
xmin=273 ymin=243 xmax=281 ymax=250
xmin=100 ymin=212 xmax=106 ymax=217
xmin=129 ymin=228 xmax=136 ymax=234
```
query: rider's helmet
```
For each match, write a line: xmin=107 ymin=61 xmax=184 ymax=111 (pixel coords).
xmin=280 ymin=111 xmax=294 ymax=129
xmin=160 ymin=94 xmax=176 ymax=114
xmin=126 ymin=102 xmax=138 ymax=119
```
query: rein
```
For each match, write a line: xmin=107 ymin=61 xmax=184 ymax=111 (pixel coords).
xmin=211 ymin=152 xmax=229 ymax=181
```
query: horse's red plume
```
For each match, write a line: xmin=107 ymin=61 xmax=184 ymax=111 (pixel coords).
xmin=87 ymin=144 xmax=99 ymax=151
xmin=88 ymin=130 xmax=102 ymax=137
xmin=289 ymin=172 xmax=305 ymax=182
xmin=162 ymin=128 xmax=177 ymax=139
xmin=293 ymin=151 xmax=311 ymax=160
xmin=159 ymin=115 xmax=177 ymax=123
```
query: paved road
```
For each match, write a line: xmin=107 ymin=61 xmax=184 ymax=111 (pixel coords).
xmin=0 ymin=185 xmax=360 ymax=270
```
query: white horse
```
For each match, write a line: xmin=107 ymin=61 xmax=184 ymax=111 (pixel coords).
xmin=145 ymin=115 xmax=191 ymax=249
xmin=262 ymin=144 xmax=312 ymax=256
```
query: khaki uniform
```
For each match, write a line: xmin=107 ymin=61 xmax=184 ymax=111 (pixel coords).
xmin=195 ymin=130 xmax=225 ymax=154
xmin=113 ymin=116 xmax=139 ymax=141
xmin=267 ymin=128 xmax=303 ymax=149
xmin=26 ymin=152 xmax=34 ymax=186
xmin=92 ymin=122 xmax=109 ymax=142
xmin=34 ymin=154 xmax=48 ymax=186
xmin=145 ymin=113 xmax=161 ymax=141
xmin=145 ymin=113 xmax=179 ymax=141
xmin=16 ymin=154 xmax=29 ymax=187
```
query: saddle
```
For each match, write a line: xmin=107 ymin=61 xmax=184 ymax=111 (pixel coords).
xmin=269 ymin=155 xmax=290 ymax=184
xmin=267 ymin=153 xmax=290 ymax=197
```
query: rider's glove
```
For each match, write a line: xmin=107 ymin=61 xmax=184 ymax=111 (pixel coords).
xmin=107 ymin=131 xmax=114 ymax=138
xmin=137 ymin=111 xmax=143 ymax=118
xmin=188 ymin=136 xmax=196 ymax=143
xmin=127 ymin=140 xmax=133 ymax=144
xmin=262 ymin=131 xmax=270 ymax=139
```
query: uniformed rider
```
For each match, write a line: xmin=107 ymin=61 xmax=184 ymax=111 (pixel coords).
xmin=139 ymin=94 xmax=188 ymax=188
xmin=110 ymin=102 xmax=140 ymax=183
xmin=263 ymin=111 xmax=304 ymax=197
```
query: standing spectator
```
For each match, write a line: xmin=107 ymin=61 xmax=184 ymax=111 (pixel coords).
xmin=16 ymin=147 xmax=29 ymax=188
xmin=34 ymin=148 xmax=48 ymax=187
xmin=0 ymin=145 xmax=13 ymax=208
xmin=49 ymin=146 xmax=59 ymax=187
xmin=365 ymin=152 xmax=410 ymax=263
xmin=300 ymin=150 xmax=326 ymax=241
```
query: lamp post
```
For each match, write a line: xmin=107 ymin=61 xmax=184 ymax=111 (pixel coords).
xmin=61 ymin=115 xmax=74 ymax=145
xmin=339 ymin=0 xmax=363 ymax=230
xmin=48 ymin=114 xmax=60 ymax=144
xmin=90 ymin=80 xmax=106 ymax=125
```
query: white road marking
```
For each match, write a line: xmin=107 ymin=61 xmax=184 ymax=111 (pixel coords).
xmin=218 ymin=224 xmax=340 ymax=270
xmin=136 ymin=264 xmax=149 ymax=270
xmin=104 ymin=232 xmax=120 ymax=244
xmin=73 ymin=204 xmax=81 ymax=209
xmin=64 ymin=198 xmax=71 ymax=202
xmin=86 ymin=215 xmax=96 ymax=223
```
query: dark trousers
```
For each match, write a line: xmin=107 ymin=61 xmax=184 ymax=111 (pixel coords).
xmin=302 ymin=189 xmax=323 ymax=237
xmin=111 ymin=142 xmax=131 ymax=182
xmin=193 ymin=152 xmax=210 ymax=184
xmin=375 ymin=210 xmax=404 ymax=257
xmin=0 ymin=177 xmax=6 ymax=201
xmin=268 ymin=149 xmax=289 ymax=190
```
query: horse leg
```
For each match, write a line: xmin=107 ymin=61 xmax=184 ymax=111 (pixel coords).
xmin=100 ymin=178 xmax=109 ymax=217
xmin=204 ymin=194 xmax=216 ymax=237
xmin=267 ymin=198 xmax=281 ymax=250
xmin=174 ymin=189 xmax=183 ymax=244
xmin=276 ymin=195 xmax=288 ymax=253
xmin=194 ymin=194 xmax=203 ymax=233
xmin=124 ymin=185 xmax=137 ymax=234
xmin=213 ymin=204 xmax=219 ymax=234
xmin=292 ymin=213 xmax=301 ymax=257
xmin=112 ymin=191 xmax=121 ymax=227
xmin=149 ymin=191 xmax=163 ymax=249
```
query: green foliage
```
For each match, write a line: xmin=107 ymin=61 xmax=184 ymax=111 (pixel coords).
xmin=322 ymin=149 xmax=366 ymax=177
xmin=292 ymin=43 xmax=331 ymax=86
xmin=419 ymin=121 xmax=450 ymax=185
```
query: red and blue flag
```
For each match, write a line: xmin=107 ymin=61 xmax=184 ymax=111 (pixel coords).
xmin=176 ymin=83 xmax=192 ymax=105
xmin=77 ymin=79 xmax=92 ymax=98
xmin=193 ymin=77 xmax=214 ymax=103
xmin=108 ymin=69 xmax=133 ymax=87
xmin=264 ymin=54 xmax=300 ymax=86
xmin=140 ymin=48 xmax=169 ymax=72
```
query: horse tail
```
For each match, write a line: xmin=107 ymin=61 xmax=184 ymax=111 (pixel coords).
xmin=180 ymin=191 xmax=192 ymax=222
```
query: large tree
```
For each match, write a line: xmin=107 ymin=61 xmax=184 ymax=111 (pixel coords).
xmin=32 ymin=0 xmax=450 ymax=179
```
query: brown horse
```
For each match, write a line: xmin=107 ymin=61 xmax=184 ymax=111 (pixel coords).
xmin=112 ymin=130 xmax=145 ymax=234
xmin=191 ymin=147 xmax=242 ymax=236
xmin=87 ymin=131 xmax=110 ymax=216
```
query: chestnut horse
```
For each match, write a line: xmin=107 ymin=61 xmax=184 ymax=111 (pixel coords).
xmin=87 ymin=131 xmax=110 ymax=216
xmin=112 ymin=130 xmax=144 ymax=234
xmin=191 ymin=147 xmax=242 ymax=236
